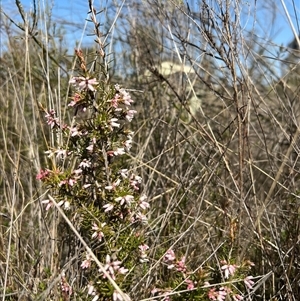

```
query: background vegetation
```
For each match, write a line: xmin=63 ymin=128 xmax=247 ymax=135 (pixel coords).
xmin=1 ymin=0 xmax=300 ymax=300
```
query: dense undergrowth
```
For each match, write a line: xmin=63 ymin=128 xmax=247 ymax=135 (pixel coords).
xmin=1 ymin=0 xmax=300 ymax=300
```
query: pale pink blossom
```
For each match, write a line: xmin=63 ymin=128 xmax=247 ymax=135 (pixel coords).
xmin=124 ymin=137 xmax=132 ymax=151
xmin=102 ymin=255 xmax=128 ymax=280
xmin=81 ymin=254 xmax=92 ymax=269
xmin=59 ymin=178 xmax=77 ymax=187
xmin=57 ymin=200 xmax=70 ymax=210
xmin=115 ymin=195 xmax=134 ymax=206
xmin=138 ymin=195 xmax=150 ymax=210
xmin=203 ymin=281 xmax=210 ymax=287
xmin=114 ymin=148 xmax=126 ymax=156
xmin=68 ymin=93 xmax=82 ymax=107
xmin=86 ymin=144 xmax=94 ymax=151
xmin=125 ymin=110 xmax=137 ymax=122
xmin=118 ymin=266 xmax=129 ymax=274
xmin=185 ymin=279 xmax=194 ymax=290
xmin=221 ymin=262 xmax=237 ymax=279
xmin=73 ymin=168 xmax=83 ymax=175
xmin=55 ymin=148 xmax=68 ymax=159
xmin=176 ymin=256 xmax=187 ymax=272
xmin=117 ymin=87 xmax=134 ymax=106
xmin=41 ymin=199 xmax=53 ymax=211
xmin=79 ymin=159 xmax=91 ymax=169
xmin=36 ymin=169 xmax=50 ymax=181
xmin=113 ymin=291 xmax=123 ymax=301
xmin=91 ymin=223 xmax=106 ymax=241
xmin=69 ymin=126 xmax=83 ymax=137
xmin=130 ymin=174 xmax=142 ymax=190
xmin=45 ymin=109 xmax=59 ymax=128
xmin=119 ymin=169 xmax=128 ymax=178
xmin=139 ymin=244 xmax=149 ymax=262
xmin=87 ymin=284 xmax=95 ymax=295
xmin=134 ymin=212 xmax=148 ymax=224
xmin=69 ymin=76 xmax=99 ymax=91
xmin=164 ymin=249 xmax=176 ymax=262
xmin=103 ymin=203 xmax=114 ymax=212
xmin=110 ymin=118 xmax=120 ymax=128
xmin=60 ymin=270 xmax=73 ymax=296
xmin=244 ymin=276 xmax=255 ymax=289
xmin=105 ymin=179 xmax=121 ymax=191
xmin=87 ymin=286 xmax=99 ymax=301
xmin=208 ymin=287 xmax=227 ymax=301
xmin=109 ymin=95 xmax=119 ymax=108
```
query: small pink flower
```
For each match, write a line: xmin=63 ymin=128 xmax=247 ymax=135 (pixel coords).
xmin=138 ymin=195 xmax=150 ymax=210
xmin=86 ymin=144 xmax=94 ymax=151
xmin=91 ymin=223 xmax=106 ymax=241
xmin=217 ymin=288 xmax=227 ymax=301
xmin=36 ymin=169 xmax=50 ymax=181
xmin=68 ymin=178 xmax=76 ymax=186
xmin=102 ymin=255 xmax=128 ymax=280
xmin=87 ymin=284 xmax=100 ymax=301
xmin=208 ymin=288 xmax=217 ymax=300
xmin=130 ymin=174 xmax=142 ymax=190
xmin=114 ymin=148 xmax=126 ymax=156
xmin=68 ymin=93 xmax=82 ymax=107
xmin=221 ymin=262 xmax=236 ymax=279
xmin=119 ymin=169 xmax=128 ymax=178
xmin=176 ymin=256 xmax=187 ymax=272
xmin=139 ymin=244 xmax=149 ymax=252
xmin=164 ymin=249 xmax=176 ymax=262
xmin=79 ymin=159 xmax=91 ymax=169
xmin=115 ymin=195 xmax=134 ymax=206
xmin=81 ymin=254 xmax=92 ymax=269
xmin=117 ymin=87 xmax=134 ymax=106
xmin=244 ymin=276 xmax=255 ymax=289
xmin=185 ymin=279 xmax=194 ymax=290
xmin=69 ymin=76 xmax=99 ymax=91
xmin=208 ymin=287 xmax=227 ymax=301
xmin=110 ymin=118 xmax=120 ymax=128
xmin=103 ymin=203 xmax=114 ymax=212
xmin=124 ymin=138 xmax=132 ymax=151
xmin=134 ymin=212 xmax=148 ymax=224
xmin=139 ymin=244 xmax=149 ymax=262
xmin=105 ymin=179 xmax=121 ymax=191
xmin=69 ymin=126 xmax=82 ymax=137
xmin=118 ymin=266 xmax=129 ymax=274
xmin=41 ymin=199 xmax=53 ymax=211
xmin=59 ymin=178 xmax=76 ymax=187
xmin=125 ymin=110 xmax=137 ymax=122
xmin=60 ymin=271 xmax=72 ymax=296
xmin=60 ymin=200 xmax=70 ymax=210
xmin=45 ymin=109 xmax=59 ymax=128
xmin=87 ymin=284 xmax=95 ymax=295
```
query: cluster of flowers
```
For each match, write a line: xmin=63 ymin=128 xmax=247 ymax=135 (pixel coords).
xmin=206 ymin=260 xmax=255 ymax=301
xmin=150 ymin=249 xmax=256 ymax=301
xmin=150 ymin=249 xmax=195 ymax=300
xmin=37 ymin=59 xmax=149 ymax=301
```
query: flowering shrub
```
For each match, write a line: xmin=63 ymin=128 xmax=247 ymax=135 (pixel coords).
xmin=36 ymin=4 xmax=150 ymax=300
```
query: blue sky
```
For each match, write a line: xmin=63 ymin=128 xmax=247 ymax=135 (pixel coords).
xmin=2 ymin=0 xmax=299 ymax=51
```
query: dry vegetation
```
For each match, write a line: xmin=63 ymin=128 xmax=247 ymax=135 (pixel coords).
xmin=1 ymin=0 xmax=300 ymax=300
